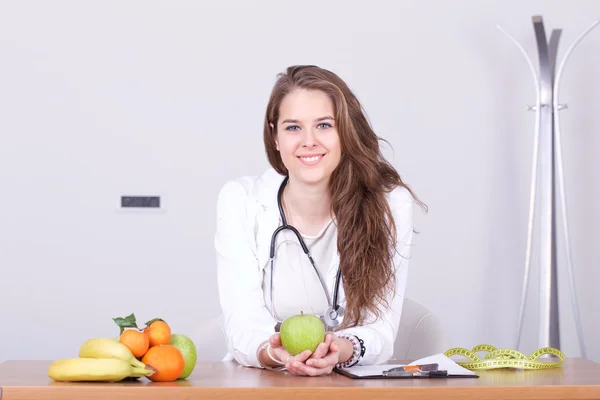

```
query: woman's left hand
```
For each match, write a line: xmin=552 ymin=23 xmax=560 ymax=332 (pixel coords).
xmin=285 ymin=333 xmax=341 ymax=376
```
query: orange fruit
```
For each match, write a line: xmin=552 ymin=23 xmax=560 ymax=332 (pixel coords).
xmin=141 ymin=344 xmax=185 ymax=382
xmin=145 ymin=320 xmax=171 ymax=347
xmin=119 ymin=329 xmax=149 ymax=358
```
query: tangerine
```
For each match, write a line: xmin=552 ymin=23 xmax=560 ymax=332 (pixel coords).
xmin=145 ymin=320 xmax=171 ymax=347
xmin=141 ymin=344 xmax=185 ymax=382
xmin=119 ymin=329 xmax=149 ymax=358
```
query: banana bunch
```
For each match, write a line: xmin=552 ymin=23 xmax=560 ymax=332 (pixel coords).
xmin=48 ymin=338 xmax=156 ymax=382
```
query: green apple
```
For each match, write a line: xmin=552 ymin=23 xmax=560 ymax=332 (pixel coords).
xmin=168 ymin=333 xmax=197 ymax=379
xmin=280 ymin=311 xmax=325 ymax=356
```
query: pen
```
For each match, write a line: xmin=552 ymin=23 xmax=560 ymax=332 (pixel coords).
xmin=383 ymin=369 xmax=448 ymax=377
xmin=384 ymin=363 xmax=440 ymax=373
xmin=382 ymin=363 xmax=446 ymax=377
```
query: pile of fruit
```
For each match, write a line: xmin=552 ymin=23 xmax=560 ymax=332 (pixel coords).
xmin=48 ymin=313 xmax=197 ymax=383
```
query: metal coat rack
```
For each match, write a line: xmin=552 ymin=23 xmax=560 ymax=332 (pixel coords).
xmin=496 ymin=15 xmax=598 ymax=359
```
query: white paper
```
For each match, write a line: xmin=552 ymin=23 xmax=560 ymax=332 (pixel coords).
xmin=339 ymin=365 xmax=396 ymax=377
xmin=339 ymin=353 xmax=477 ymax=377
xmin=408 ymin=353 xmax=477 ymax=376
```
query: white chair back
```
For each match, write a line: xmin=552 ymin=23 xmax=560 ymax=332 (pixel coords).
xmin=391 ymin=298 xmax=449 ymax=361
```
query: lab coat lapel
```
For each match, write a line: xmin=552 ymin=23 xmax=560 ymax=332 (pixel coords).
xmin=252 ymin=169 xmax=285 ymax=272
xmin=255 ymin=208 xmax=280 ymax=272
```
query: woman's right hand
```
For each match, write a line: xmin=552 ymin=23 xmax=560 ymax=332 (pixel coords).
xmin=266 ymin=333 xmax=313 ymax=371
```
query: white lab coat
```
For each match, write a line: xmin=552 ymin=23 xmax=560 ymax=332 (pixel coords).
xmin=214 ymin=167 xmax=414 ymax=368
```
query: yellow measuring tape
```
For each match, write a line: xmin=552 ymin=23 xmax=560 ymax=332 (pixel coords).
xmin=444 ymin=344 xmax=565 ymax=370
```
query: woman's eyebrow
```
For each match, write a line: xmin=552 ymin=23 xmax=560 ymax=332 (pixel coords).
xmin=281 ymin=116 xmax=334 ymax=124
xmin=316 ymin=116 xmax=334 ymax=122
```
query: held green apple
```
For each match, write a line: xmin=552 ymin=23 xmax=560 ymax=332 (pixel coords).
xmin=168 ymin=334 xmax=197 ymax=379
xmin=279 ymin=311 xmax=325 ymax=356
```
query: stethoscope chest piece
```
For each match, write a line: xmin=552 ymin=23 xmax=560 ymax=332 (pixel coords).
xmin=323 ymin=304 xmax=344 ymax=328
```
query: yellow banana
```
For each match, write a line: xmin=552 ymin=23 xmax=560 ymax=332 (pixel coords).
xmin=127 ymin=369 xmax=148 ymax=378
xmin=78 ymin=338 xmax=147 ymax=369
xmin=48 ymin=358 xmax=153 ymax=382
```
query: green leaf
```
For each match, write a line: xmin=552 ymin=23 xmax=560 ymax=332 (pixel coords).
xmin=144 ymin=317 xmax=165 ymax=327
xmin=113 ymin=313 xmax=139 ymax=336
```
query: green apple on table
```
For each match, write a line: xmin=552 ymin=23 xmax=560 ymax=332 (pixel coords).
xmin=169 ymin=334 xmax=197 ymax=379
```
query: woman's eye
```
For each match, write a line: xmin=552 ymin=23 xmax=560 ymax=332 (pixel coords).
xmin=285 ymin=125 xmax=300 ymax=131
xmin=317 ymin=123 xmax=332 ymax=129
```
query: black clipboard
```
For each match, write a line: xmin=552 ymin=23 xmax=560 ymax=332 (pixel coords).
xmin=333 ymin=363 xmax=480 ymax=380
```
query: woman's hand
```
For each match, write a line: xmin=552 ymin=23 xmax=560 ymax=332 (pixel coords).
xmin=267 ymin=333 xmax=313 ymax=369
xmin=286 ymin=333 xmax=343 ymax=376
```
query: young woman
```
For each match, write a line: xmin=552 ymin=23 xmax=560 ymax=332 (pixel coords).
xmin=215 ymin=65 xmax=425 ymax=376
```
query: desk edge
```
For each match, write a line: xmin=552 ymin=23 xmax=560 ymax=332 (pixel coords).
xmin=3 ymin=384 xmax=600 ymax=400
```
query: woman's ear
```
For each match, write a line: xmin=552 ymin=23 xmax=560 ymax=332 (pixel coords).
xmin=270 ymin=123 xmax=279 ymax=151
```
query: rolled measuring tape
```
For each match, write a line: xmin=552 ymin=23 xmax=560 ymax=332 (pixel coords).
xmin=444 ymin=344 xmax=565 ymax=370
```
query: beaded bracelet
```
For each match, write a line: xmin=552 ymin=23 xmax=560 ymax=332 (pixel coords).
xmin=335 ymin=334 xmax=366 ymax=369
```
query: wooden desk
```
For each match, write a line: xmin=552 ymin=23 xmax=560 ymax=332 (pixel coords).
xmin=1 ymin=358 xmax=600 ymax=400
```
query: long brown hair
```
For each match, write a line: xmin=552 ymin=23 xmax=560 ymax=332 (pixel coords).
xmin=263 ymin=65 xmax=426 ymax=328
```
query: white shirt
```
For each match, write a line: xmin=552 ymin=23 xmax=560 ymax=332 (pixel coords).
xmin=262 ymin=218 xmax=337 ymax=323
xmin=214 ymin=168 xmax=414 ymax=368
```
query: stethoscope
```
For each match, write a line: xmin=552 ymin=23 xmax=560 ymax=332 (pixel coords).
xmin=268 ymin=175 xmax=344 ymax=329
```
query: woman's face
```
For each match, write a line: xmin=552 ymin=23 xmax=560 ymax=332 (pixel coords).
xmin=273 ymin=89 xmax=342 ymax=187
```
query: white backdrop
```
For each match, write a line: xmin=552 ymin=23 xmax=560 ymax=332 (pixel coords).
xmin=1 ymin=0 xmax=599 ymax=363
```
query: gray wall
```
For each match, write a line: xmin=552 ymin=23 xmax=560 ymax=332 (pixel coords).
xmin=1 ymin=0 xmax=599 ymax=363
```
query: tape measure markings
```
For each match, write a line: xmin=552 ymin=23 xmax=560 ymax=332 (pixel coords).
xmin=444 ymin=344 xmax=565 ymax=370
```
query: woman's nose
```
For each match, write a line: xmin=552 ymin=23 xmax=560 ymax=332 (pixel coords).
xmin=301 ymin=130 xmax=318 ymax=147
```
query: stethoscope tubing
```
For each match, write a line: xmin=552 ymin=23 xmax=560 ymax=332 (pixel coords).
xmin=268 ymin=176 xmax=343 ymax=327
